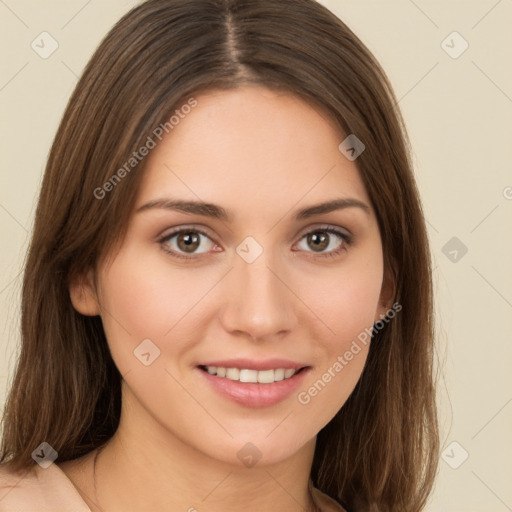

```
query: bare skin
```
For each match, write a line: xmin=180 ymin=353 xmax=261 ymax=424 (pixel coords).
xmin=63 ymin=85 xmax=393 ymax=512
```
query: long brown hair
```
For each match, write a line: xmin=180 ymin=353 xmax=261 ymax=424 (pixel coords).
xmin=0 ymin=0 xmax=439 ymax=510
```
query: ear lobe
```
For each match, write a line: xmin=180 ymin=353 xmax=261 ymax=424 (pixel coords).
xmin=69 ymin=269 xmax=101 ymax=316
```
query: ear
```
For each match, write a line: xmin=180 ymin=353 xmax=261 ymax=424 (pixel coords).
xmin=374 ymin=259 xmax=397 ymax=322
xmin=69 ymin=268 xmax=101 ymax=316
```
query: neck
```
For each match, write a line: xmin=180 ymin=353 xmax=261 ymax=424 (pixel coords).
xmin=90 ymin=388 xmax=319 ymax=512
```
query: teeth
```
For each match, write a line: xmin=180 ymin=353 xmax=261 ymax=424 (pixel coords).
xmin=257 ymin=369 xmax=275 ymax=384
xmin=239 ymin=369 xmax=258 ymax=383
xmin=225 ymin=368 xmax=240 ymax=380
xmin=203 ymin=366 xmax=299 ymax=383
xmin=274 ymin=368 xmax=285 ymax=381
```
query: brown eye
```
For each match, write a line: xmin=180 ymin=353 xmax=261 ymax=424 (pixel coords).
xmin=306 ymin=232 xmax=329 ymax=252
xmin=295 ymin=227 xmax=351 ymax=258
xmin=177 ymin=231 xmax=201 ymax=253
xmin=160 ymin=228 xmax=217 ymax=258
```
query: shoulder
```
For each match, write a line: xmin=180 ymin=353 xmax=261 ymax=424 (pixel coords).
xmin=0 ymin=462 xmax=91 ymax=511
xmin=310 ymin=485 xmax=348 ymax=512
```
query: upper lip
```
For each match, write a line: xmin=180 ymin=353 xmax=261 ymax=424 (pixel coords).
xmin=198 ymin=358 xmax=309 ymax=371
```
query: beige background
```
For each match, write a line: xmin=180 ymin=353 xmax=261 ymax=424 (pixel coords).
xmin=1 ymin=1 xmax=511 ymax=510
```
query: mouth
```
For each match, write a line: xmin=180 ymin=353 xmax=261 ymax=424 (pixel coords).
xmin=195 ymin=359 xmax=311 ymax=408
xmin=198 ymin=365 xmax=308 ymax=384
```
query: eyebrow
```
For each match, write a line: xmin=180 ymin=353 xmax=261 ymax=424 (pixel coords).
xmin=136 ymin=197 xmax=370 ymax=221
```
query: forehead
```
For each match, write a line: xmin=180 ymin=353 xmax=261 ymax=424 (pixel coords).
xmin=136 ymin=86 xmax=372 ymax=220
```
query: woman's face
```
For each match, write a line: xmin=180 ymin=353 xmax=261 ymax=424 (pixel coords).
xmin=81 ymin=86 xmax=390 ymax=467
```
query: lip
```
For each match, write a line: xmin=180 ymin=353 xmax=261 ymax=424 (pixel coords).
xmin=195 ymin=365 xmax=311 ymax=408
xmin=196 ymin=363 xmax=311 ymax=408
xmin=198 ymin=358 xmax=307 ymax=371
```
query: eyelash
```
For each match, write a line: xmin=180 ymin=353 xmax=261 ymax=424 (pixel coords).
xmin=158 ymin=225 xmax=353 ymax=261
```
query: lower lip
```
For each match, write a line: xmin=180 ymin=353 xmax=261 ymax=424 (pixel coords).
xmin=196 ymin=367 xmax=311 ymax=408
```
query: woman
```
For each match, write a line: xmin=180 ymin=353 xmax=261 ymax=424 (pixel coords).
xmin=0 ymin=0 xmax=439 ymax=511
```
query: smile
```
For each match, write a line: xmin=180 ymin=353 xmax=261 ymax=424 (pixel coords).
xmin=199 ymin=365 xmax=302 ymax=384
xmin=196 ymin=359 xmax=311 ymax=408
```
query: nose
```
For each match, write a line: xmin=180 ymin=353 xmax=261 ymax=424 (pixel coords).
xmin=219 ymin=250 xmax=297 ymax=342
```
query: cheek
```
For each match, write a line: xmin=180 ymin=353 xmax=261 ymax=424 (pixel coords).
xmin=96 ymin=249 xmax=219 ymax=368
xmin=103 ymin=245 xmax=212 ymax=321
xmin=293 ymin=254 xmax=382 ymax=411
xmin=298 ymin=255 xmax=383 ymax=344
